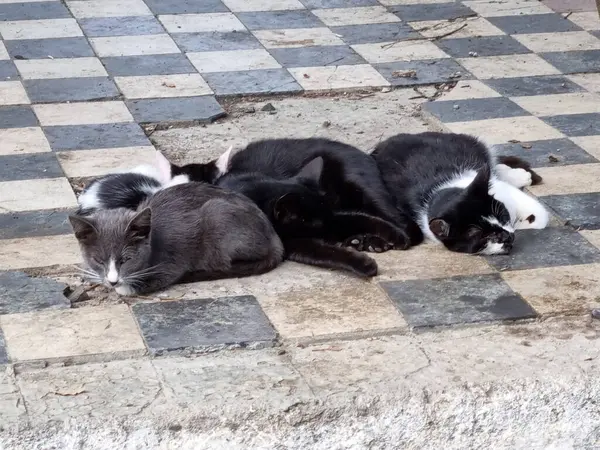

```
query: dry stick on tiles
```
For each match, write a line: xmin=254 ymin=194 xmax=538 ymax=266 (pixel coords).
xmin=381 ymin=22 xmax=468 ymax=49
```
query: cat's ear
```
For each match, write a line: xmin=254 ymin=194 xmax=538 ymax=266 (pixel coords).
xmin=295 ymin=157 xmax=323 ymax=184
xmin=429 ymin=218 xmax=450 ymax=239
xmin=273 ymin=193 xmax=302 ymax=223
xmin=468 ymin=166 xmax=492 ymax=197
xmin=215 ymin=145 xmax=234 ymax=176
xmin=69 ymin=215 xmax=98 ymax=243
xmin=155 ymin=151 xmax=175 ymax=185
xmin=126 ymin=208 xmax=152 ymax=240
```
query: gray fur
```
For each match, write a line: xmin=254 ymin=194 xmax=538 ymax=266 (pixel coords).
xmin=69 ymin=182 xmax=284 ymax=295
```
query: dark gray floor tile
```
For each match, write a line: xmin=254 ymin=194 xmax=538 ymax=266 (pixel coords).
xmin=269 ymin=45 xmax=365 ymax=68
xmin=423 ymin=97 xmax=528 ymax=123
xmin=484 ymin=75 xmax=585 ymax=97
xmin=541 ymin=193 xmax=600 ymax=230
xmin=0 ymin=61 xmax=18 ymax=81
xmin=374 ymin=58 xmax=470 ymax=86
xmin=172 ymin=31 xmax=262 ymax=52
xmin=0 ymin=106 xmax=38 ymax=129
xmin=0 ymin=2 xmax=70 ymax=21
xmin=5 ymin=37 xmax=94 ymax=59
xmin=381 ymin=274 xmax=536 ymax=329
xmin=0 ymin=271 xmax=69 ymax=315
xmin=0 ymin=331 xmax=7 ymax=365
xmin=435 ymin=35 xmax=531 ymax=57
xmin=78 ymin=16 xmax=165 ymax=37
xmin=488 ymin=13 xmax=582 ymax=34
xmin=132 ymin=296 xmax=277 ymax=356
xmin=591 ymin=30 xmax=600 ymax=39
xmin=0 ymin=152 xmax=64 ymax=181
xmin=126 ymin=96 xmax=225 ymax=124
xmin=390 ymin=3 xmax=476 ymax=21
xmin=0 ymin=210 xmax=72 ymax=239
xmin=485 ymin=227 xmax=600 ymax=270
xmin=331 ymin=23 xmax=418 ymax=45
xmin=301 ymin=0 xmax=377 ymax=7
xmin=203 ymin=69 xmax=302 ymax=95
xmin=24 ymin=77 xmax=120 ymax=103
xmin=541 ymin=113 xmax=600 ymax=137
xmin=237 ymin=11 xmax=323 ymax=30
xmin=540 ymin=50 xmax=600 ymax=74
xmin=144 ymin=0 xmax=228 ymax=14
xmin=493 ymin=138 xmax=597 ymax=167
xmin=101 ymin=54 xmax=196 ymax=76
xmin=44 ymin=123 xmax=150 ymax=151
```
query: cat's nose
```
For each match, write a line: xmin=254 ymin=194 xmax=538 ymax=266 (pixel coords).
xmin=107 ymin=280 xmax=118 ymax=286
xmin=501 ymin=231 xmax=515 ymax=244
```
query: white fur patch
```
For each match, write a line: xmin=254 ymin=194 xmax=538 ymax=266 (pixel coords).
xmin=216 ymin=146 xmax=234 ymax=176
xmin=496 ymin=164 xmax=532 ymax=188
xmin=106 ymin=258 xmax=119 ymax=284
xmin=483 ymin=215 xmax=514 ymax=234
xmin=479 ymin=242 xmax=507 ymax=255
xmin=417 ymin=208 xmax=441 ymax=243
xmin=489 ymin=179 xmax=549 ymax=230
xmin=115 ymin=284 xmax=135 ymax=296
xmin=163 ymin=174 xmax=190 ymax=188
xmin=128 ymin=164 xmax=163 ymax=182
xmin=78 ymin=181 xmax=102 ymax=209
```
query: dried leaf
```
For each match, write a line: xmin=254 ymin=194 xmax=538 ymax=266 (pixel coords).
xmin=162 ymin=82 xmax=176 ymax=88
xmin=51 ymin=385 xmax=87 ymax=397
xmin=548 ymin=154 xmax=560 ymax=163
xmin=520 ymin=143 xmax=532 ymax=149
xmin=312 ymin=346 xmax=343 ymax=352
xmin=508 ymin=139 xmax=520 ymax=143
xmin=392 ymin=70 xmax=417 ymax=79
xmin=303 ymin=73 xmax=310 ymax=79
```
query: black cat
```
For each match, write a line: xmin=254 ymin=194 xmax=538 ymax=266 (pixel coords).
xmin=167 ymin=138 xmax=415 ymax=277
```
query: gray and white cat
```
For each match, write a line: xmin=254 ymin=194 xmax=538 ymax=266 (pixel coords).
xmin=69 ymin=182 xmax=284 ymax=295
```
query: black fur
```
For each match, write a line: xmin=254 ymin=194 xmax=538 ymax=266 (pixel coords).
xmin=173 ymin=138 xmax=410 ymax=272
xmin=372 ymin=132 xmax=515 ymax=255
xmin=76 ymin=173 xmax=161 ymax=216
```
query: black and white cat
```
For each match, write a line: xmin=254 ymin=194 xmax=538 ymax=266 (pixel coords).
xmin=75 ymin=151 xmax=202 ymax=215
xmin=70 ymin=182 xmax=284 ymax=295
xmin=372 ymin=132 xmax=549 ymax=255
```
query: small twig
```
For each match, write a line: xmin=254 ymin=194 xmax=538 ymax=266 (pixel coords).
xmin=429 ymin=23 xmax=468 ymax=40
xmin=563 ymin=11 xmax=573 ymax=19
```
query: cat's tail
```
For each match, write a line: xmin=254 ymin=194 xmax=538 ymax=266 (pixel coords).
xmin=497 ymin=155 xmax=543 ymax=185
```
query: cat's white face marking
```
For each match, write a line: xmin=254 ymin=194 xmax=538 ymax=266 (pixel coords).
xmin=106 ymin=258 xmax=119 ymax=284
xmin=479 ymin=242 xmax=507 ymax=255
xmin=484 ymin=216 xmax=514 ymax=234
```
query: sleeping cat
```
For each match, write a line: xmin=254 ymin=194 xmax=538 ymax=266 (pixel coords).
xmin=216 ymin=157 xmax=384 ymax=277
xmin=371 ymin=132 xmax=549 ymax=255
xmin=76 ymin=151 xmax=192 ymax=215
xmin=167 ymin=138 xmax=415 ymax=253
xmin=69 ymin=182 xmax=284 ymax=295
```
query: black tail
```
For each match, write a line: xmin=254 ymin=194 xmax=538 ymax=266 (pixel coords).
xmin=284 ymin=238 xmax=378 ymax=278
xmin=497 ymin=155 xmax=543 ymax=185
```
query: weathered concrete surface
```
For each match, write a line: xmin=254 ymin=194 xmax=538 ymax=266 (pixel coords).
xmin=150 ymin=89 xmax=433 ymax=164
xmin=2 ymin=315 xmax=600 ymax=449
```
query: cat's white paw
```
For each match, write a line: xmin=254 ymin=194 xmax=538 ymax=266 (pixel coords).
xmin=514 ymin=205 xmax=550 ymax=230
xmin=506 ymin=168 xmax=532 ymax=189
xmin=496 ymin=164 xmax=532 ymax=189
xmin=114 ymin=284 xmax=136 ymax=296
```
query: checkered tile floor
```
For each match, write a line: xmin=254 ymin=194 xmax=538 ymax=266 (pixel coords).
xmin=0 ymin=0 xmax=600 ymax=363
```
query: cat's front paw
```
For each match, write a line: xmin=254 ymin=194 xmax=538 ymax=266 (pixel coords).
xmin=353 ymin=254 xmax=378 ymax=278
xmin=344 ymin=234 xmax=392 ymax=253
xmin=506 ymin=168 xmax=532 ymax=189
xmin=114 ymin=284 xmax=136 ymax=296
